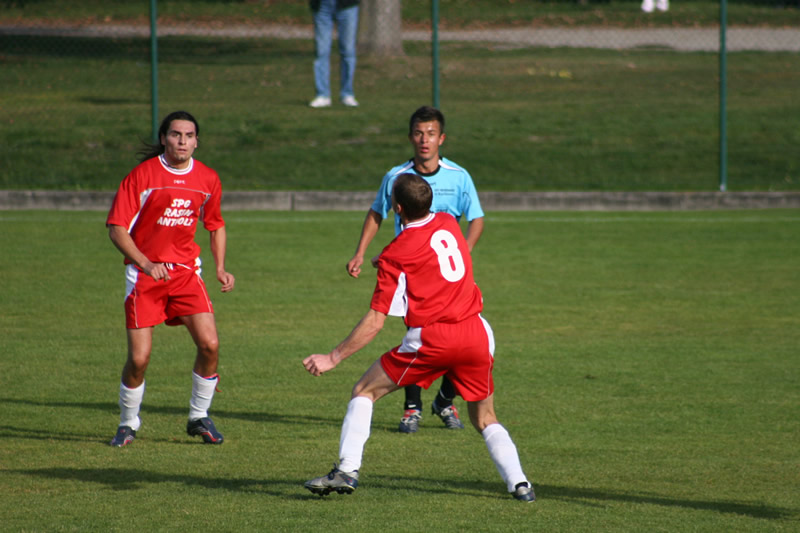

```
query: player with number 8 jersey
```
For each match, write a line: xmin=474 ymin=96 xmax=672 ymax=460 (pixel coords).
xmin=302 ymin=174 xmax=533 ymax=501
xmin=372 ymin=211 xmax=492 ymax=401
xmin=372 ymin=212 xmax=482 ymax=328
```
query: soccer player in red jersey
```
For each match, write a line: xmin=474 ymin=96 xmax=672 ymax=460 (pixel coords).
xmin=303 ymin=174 xmax=534 ymax=502
xmin=347 ymin=106 xmax=484 ymax=433
xmin=106 ymin=111 xmax=235 ymax=447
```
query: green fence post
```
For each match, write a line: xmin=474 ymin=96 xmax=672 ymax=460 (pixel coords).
xmin=150 ymin=0 xmax=159 ymax=143
xmin=432 ymin=0 xmax=440 ymax=109
xmin=719 ymin=0 xmax=728 ymax=192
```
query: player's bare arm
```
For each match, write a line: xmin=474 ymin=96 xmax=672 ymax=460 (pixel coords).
xmin=303 ymin=309 xmax=387 ymax=376
xmin=209 ymin=227 xmax=235 ymax=292
xmin=346 ymin=209 xmax=383 ymax=278
xmin=465 ymin=216 xmax=485 ymax=252
xmin=107 ymin=224 xmax=170 ymax=281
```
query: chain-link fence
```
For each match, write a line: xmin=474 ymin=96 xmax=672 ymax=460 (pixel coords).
xmin=1 ymin=1 xmax=798 ymax=193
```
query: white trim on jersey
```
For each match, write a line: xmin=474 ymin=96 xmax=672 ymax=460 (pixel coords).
xmin=389 ymin=160 xmax=415 ymax=180
xmin=399 ymin=327 xmax=422 ymax=354
xmin=387 ymin=272 xmax=408 ymax=317
xmin=403 ymin=212 xmax=435 ymax=230
xmin=124 ymin=264 xmax=140 ymax=328
xmin=480 ymin=315 xmax=496 ymax=358
xmin=158 ymin=154 xmax=195 ymax=175
xmin=125 ymin=264 xmax=139 ymax=301
xmin=438 ymin=159 xmax=464 ymax=173
xmin=127 ymin=188 xmax=155 ymax=232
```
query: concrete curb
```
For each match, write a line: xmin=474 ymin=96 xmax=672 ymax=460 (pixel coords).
xmin=478 ymin=191 xmax=800 ymax=211
xmin=2 ymin=190 xmax=799 ymax=212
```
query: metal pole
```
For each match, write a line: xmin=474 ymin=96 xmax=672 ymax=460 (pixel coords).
xmin=432 ymin=0 xmax=440 ymax=109
xmin=150 ymin=0 xmax=159 ymax=143
xmin=719 ymin=0 xmax=728 ymax=192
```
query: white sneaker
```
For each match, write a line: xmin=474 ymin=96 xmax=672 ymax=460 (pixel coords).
xmin=309 ymin=96 xmax=331 ymax=108
xmin=641 ymin=0 xmax=654 ymax=12
xmin=655 ymin=0 xmax=668 ymax=11
xmin=341 ymin=95 xmax=359 ymax=107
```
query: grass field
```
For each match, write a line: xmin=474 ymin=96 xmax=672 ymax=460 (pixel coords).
xmin=2 ymin=34 xmax=798 ymax=193
xmin=1 ymin=209 xmax=798 ymax=531
xmin=2 ymin=1 xmax=800 ymax=193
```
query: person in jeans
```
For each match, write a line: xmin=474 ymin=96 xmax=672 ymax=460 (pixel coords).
xmin=309 ymin=0 xmax=360 ymax=108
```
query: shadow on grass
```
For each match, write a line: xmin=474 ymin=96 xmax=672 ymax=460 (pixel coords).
xmin=13 ymin=467 xmax=308 ymax=499
xmin=10 ymin=466 xmax=797 ymax=520
xmin=367 ymin=474 xmax=797 ymax=520
xmin=0 ymin=35 xmax=308 ymax=64
xmin=538 ymin=483 xmax=795 ymax=520
xmin=0 ymin=397 xmax=340 ymax=431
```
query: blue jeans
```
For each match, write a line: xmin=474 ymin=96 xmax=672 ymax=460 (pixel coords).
xmin=313 ymin=0 xmax=359 ymax=100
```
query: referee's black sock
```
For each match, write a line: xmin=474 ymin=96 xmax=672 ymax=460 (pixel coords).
xmin=404 ymin=384 xmax=422 ymax=411
xmin=434 ymin=376 xmax=457 ymax=409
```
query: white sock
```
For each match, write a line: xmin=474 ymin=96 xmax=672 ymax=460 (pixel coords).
xmin=482 ymin=423 xmax=530 ymax=492
xmin=189 ymin=372 xmax=218 ymax=421
xmin=119 ymin=381 xmax=145 ymax=431
xmin=338 ymin=396 xmax=373 ymax=473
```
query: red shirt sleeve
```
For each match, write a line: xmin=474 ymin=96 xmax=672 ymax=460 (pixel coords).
xmin=106 ymin=169 xmax=142 ymax=229
xmin=199 ymin=166 xmax=225 ymax=232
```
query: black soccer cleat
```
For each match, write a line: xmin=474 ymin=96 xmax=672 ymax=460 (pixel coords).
xmin=398 ymin=408 xmax=422 ymax=433
xmin=513 ymin=482 xmax=536 ymax=502
xmin=110 ymin=425 xmax=136 ymax=447
xmin=186 ymin=417 xmax=224 ymax=444
xmin=431 ymin=398 xmax=465 ymax=429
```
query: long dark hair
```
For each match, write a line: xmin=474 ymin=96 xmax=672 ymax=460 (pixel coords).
xmin=137 ymin=110 xmax=200 ymax=162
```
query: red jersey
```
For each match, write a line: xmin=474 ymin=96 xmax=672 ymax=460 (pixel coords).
xmin=371 ymin=212 xmax=483 ymax=327
xmin=106 ymin=155 xmax=225 ymax=265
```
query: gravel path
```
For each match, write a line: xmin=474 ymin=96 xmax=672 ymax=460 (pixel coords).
xmin=1 ymin=23 xmax=798 ymax=52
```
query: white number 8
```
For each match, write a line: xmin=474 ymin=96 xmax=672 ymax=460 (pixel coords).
xmin=430 ymin=230 xmax=465 ymax=282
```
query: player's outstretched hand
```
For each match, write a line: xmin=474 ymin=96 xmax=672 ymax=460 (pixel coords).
xmin=303 ymin=353 xmax=337 ymax=376
xmin=218 ymin=271 xmax=235 ymax=292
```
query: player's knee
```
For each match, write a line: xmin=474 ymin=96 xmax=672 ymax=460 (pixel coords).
xmin=124 ymin=355 xmax=150 ymax=382
xmin=467 ymin=403 xmax=498 ymax=433
xmin=350 ymin=382 xmax=371 ymax=400
xmin=350 ymin=380 xmax=386 ymax=403
xmin=127 ymin=350 xmax=150 ymax=371
xmin=468 ymin=415 xmax=488 ymax=433
xmin=197 ymin=336 xmax=220 ymax=358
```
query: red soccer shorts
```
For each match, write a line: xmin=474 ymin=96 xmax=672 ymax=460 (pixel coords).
xmin=380 ymin=314 xmax=495 ymax=402
xmin=123 ymin=260 xmax=214 ymax=329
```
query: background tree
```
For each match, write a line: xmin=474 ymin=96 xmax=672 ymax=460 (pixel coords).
xmin=358 ymin=0 xmax=405 ymax=56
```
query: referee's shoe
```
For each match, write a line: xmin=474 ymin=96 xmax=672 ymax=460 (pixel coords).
xmin=431 ymin=397 xmax=465 ymax=429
